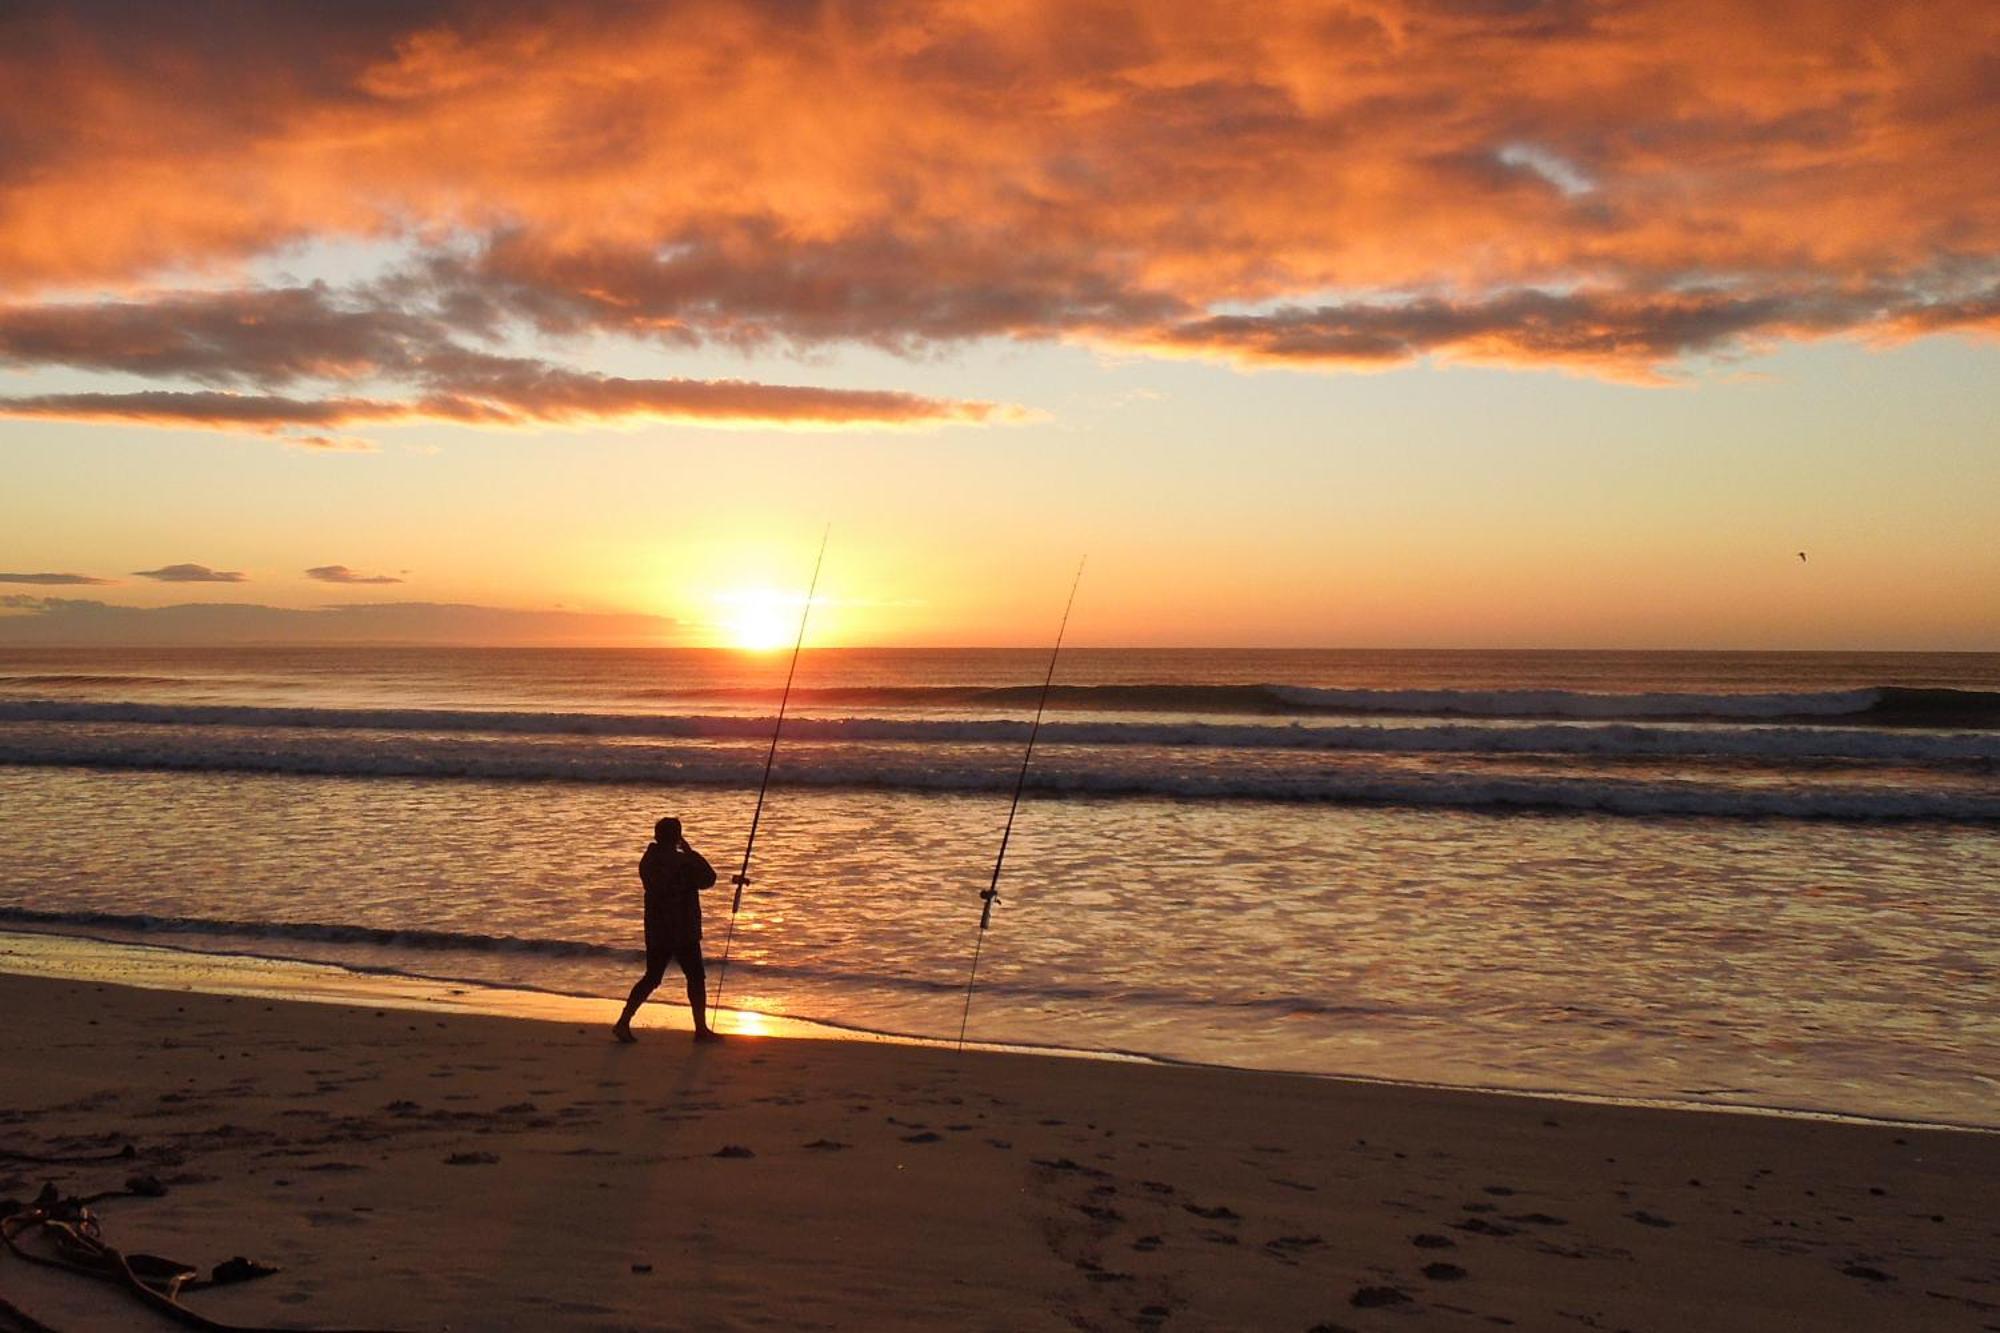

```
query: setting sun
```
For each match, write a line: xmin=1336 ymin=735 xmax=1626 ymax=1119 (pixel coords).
xmin=715 ymin=588 xmax=805 ymax=652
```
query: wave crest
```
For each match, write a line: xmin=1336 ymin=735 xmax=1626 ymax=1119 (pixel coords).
xmin=3 ymin=700 xmax=1996 ymax=761
xmin=1 ymin=727 xmax=1994 ymax=821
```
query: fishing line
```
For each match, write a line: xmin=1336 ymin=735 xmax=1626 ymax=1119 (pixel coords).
xmin=709 ymin=526 xmax=828 ymax=1030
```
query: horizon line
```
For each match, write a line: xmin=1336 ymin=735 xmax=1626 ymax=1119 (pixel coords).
xmin=2 ymin=641 xmax=1998 ymax=656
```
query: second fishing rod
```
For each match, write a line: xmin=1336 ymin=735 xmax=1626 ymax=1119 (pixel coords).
xmin=956 ymin=556 xmax=1086 ymax=1051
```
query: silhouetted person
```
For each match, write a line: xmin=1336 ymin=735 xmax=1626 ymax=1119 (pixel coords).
xmin=613 ymin=817 xmax=722 ymax=1044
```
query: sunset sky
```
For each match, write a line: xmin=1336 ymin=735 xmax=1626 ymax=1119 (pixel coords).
xmin=3 ymin=1 xmax=1996 ymax=648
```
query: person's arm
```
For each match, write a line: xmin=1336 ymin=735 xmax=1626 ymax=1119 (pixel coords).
xmin=681 ymin=842 xmax=718 ymax=891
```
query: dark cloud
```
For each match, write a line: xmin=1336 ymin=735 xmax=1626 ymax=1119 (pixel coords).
xmin=306 ymin=565 xmax=404 ymax=584
xmin=134 ymin=563 xmax=247 ymax=583
xmin=0 ymin=571 xmax=112 ymax=585
xmin=412 ymin=226 xmax=1187 ymax=353
xmin=0 ymin=291 xmax=1019 ymax=433
xmin=0 ymin=597 xmax=686 ymax=646
xmin=0 ymin=367 xmax=1013 ymax=434
xmin=0 ymin=284 xmax=436 ymax=385
xmin=1148 ymin=283 xmax=2000 ymax=375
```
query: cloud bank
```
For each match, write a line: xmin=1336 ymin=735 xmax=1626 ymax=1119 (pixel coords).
xmin=0 ymin=0 xmax=1989 ymax=436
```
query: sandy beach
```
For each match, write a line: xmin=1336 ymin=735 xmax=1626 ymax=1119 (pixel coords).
xmin=1 ymin=971 xmax=1994 ymax=1332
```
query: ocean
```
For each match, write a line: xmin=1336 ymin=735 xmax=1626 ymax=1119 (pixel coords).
xmin=1 ymin=645 xmax=1995 ymax=1126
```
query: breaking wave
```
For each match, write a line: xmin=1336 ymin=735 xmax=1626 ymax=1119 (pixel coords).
xmin=1 ymin=725 xmax=1994 ymax=820
xmin=2 ymin=699 xmax=1997 ymax=761
xmin=667 ymin=682 xmax=2000 ymax=726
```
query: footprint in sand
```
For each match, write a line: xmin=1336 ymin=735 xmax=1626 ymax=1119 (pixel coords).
xmin=1350 ymin=1285 xmax=1412 ymax=1308
xmin=304 ymin=1210 xmax=366 ymax=1227
xmin=1032 ymin=1157 xmax=1109 ymax=1178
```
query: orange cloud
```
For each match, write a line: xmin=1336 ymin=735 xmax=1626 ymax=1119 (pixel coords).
xmin=1137 ymin=284 xmax=1999 ymax=378
xmin=0 ymin=0 xmax=1991 ymax=391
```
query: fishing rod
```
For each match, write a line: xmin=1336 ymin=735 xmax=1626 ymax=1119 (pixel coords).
xmin=956 ymin=556 xmax=1085 ymax=1052
xmin=709 ymin=527 xmax=828 ymax=1031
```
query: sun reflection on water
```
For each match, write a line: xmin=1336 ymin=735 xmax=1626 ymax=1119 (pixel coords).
xmin=722 ymin=1000 xmax=778 ymax=1037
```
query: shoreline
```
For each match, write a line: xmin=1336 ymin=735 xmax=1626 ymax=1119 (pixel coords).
xmin=5 ymin=928 xmax=1992 ymax=1137
xmin=1 ymin=970 xmax=1995 ymax=1330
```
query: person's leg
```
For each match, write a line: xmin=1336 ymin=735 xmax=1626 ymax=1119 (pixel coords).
xmin=681 ymin=950 xmax=720 ymax=1041
xmin=613 ymin=948 xmax=668 ymax=1040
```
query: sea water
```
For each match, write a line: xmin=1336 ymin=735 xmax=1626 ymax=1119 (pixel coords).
xmin=1 ymin=646 xmax=1995 ymax=1125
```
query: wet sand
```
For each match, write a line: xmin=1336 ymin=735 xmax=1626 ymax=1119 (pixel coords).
xmin=1 ymin=972 xmax=1995 ymax=1331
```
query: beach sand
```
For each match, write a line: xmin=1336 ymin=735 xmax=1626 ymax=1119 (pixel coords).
xmin=1 ymin=972 xmax=1995 ymax=1332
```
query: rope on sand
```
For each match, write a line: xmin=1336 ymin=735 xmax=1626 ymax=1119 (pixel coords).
xmin=1 ymin=1182 xmax=406 ymax=1333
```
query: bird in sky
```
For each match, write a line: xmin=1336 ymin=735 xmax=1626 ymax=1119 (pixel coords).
xmin=1797 ymin=551 xmax=1808 ymax=563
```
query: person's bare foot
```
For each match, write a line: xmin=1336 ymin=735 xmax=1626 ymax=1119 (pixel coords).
xmin=612 ymin=1023 xmax=637 ymax=1044
xmin=692 ymin=1028 xmax=725 ymax=1044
